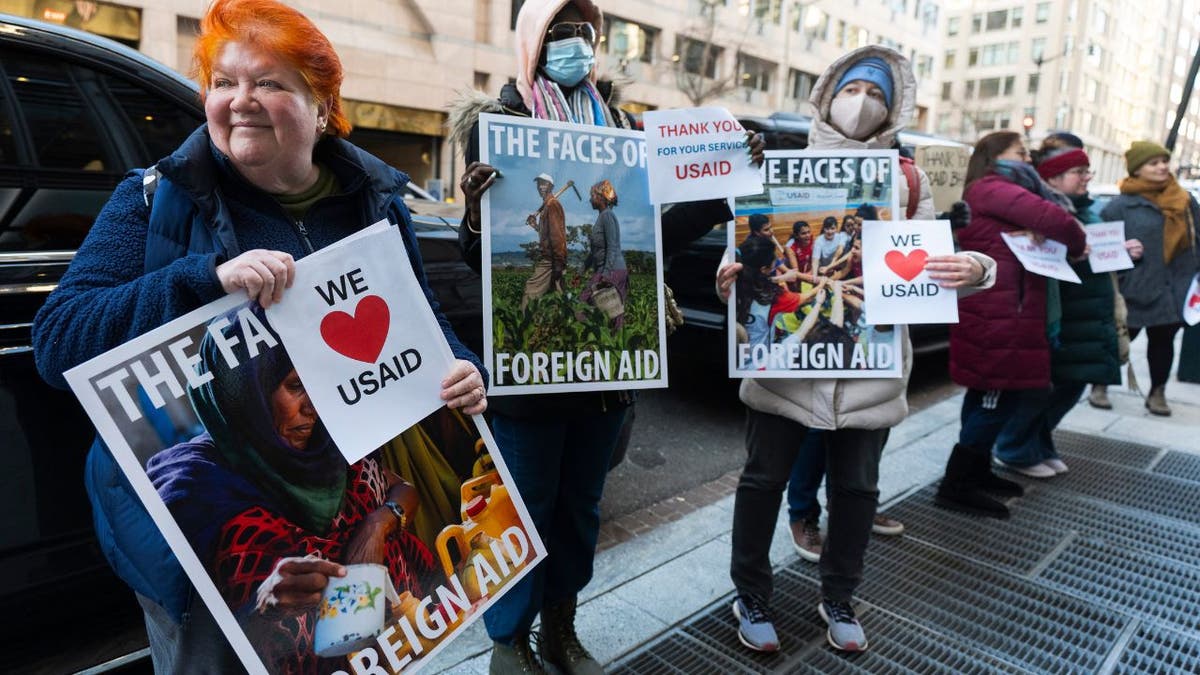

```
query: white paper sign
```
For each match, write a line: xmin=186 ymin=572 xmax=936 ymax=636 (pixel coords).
xmin=1184 ymin=274 xmax=1200 ymax=326
xmin=1000 ymin=232 xmax=1082 ymax=284
xmin=730 ymin=149 xmax=903 ymax=379
xmin=643 ymin=107 xmax=762 ymax=204
xmin=478 ymin=114 xmax=669 ymax=395
xmin=267 ymin=227 xmax=454 ymax=462
xmin=1085 ymin=221 xmax=1134 ymax=273
xmin=861 ymin=220 xmax=959 ymax=325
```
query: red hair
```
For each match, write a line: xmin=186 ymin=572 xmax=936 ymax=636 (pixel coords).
xmin=193 ymin=0 xmax=350 ymax=137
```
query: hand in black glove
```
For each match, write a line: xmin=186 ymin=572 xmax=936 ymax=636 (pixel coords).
xmin=938 ymin=200 xmax=971 ymax=230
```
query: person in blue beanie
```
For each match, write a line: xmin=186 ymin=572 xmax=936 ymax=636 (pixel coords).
xmin=721 ymin=45 xmax=996 ymax=656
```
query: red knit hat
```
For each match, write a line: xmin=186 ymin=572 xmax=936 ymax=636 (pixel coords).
xmin=1036 ymin=148 xmax=1089 ymax=180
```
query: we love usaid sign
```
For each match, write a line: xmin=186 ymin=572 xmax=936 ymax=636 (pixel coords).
xmin=268 ymin=223 xmax=454 ymax=463
xmin=860 ymin=219 xmax=959 ymax=325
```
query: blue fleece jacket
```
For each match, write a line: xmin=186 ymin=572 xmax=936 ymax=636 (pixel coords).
xmin=32 ymin=126 xmax=486 ymax=620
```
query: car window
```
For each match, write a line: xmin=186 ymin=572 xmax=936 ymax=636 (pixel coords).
xmin=5 ymin=51 xmax=112 ymax=171
xmin=0 ymin=60 xmax=18 ymax=166
xmin=100 ymin=71 xmax=202 ymax=161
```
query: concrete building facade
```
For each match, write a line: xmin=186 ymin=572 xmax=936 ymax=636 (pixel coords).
xmin=18 ymin=0 xmax=1200 ymax=187
xmin=4 ymin=0 xmax=952 ymax=198
xmin=937 ymin=0 xmax=1200 ymax=183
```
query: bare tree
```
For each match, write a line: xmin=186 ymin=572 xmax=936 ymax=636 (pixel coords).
xmin=666 ymin=0 xmax=753 ymax=107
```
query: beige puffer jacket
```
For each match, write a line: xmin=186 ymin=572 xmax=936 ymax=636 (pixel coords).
xmin=738 ymin=45 xmax=993 ymax=430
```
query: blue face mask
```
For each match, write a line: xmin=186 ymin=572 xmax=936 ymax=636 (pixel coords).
xmin=543 ymin=37 xmax=595 ymax=87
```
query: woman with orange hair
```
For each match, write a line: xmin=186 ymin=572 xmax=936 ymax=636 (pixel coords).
xmin=579 ymin=179 xmax=627 ymax=330
xmin=32 ymin=0 xmax=487 ymax=670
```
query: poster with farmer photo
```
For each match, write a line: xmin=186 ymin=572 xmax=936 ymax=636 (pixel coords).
xmin=64 ymin=255 xmax=547 ymax=675
xmin=730 ymin=149 xmax=903 ymax=378
xmin=478 ymin=113 xmax=667 ymax=394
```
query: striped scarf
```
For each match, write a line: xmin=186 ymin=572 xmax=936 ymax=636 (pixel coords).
xmin=530 ymin=74 xmax=615 ymax=127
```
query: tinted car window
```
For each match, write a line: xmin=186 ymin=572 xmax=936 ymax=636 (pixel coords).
xmin=101 ymin=70 xmax=202 ymax=160
xmin=0 ymin=59 xmax=17 ymax=166
xmin=6 ymin=51 xmax=112 ymax=171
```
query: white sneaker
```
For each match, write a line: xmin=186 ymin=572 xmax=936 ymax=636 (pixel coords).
xmin=993 ymin=458 xmax=1057 ymax=478
xmin=1043 ymin=458 xmax=1069 ymax=474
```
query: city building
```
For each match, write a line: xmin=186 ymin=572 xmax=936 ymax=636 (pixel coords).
xmin=938 ymin=0 xmax=1200 ymax=183
xmin=2 ymin=0 xmax=952 ymax=198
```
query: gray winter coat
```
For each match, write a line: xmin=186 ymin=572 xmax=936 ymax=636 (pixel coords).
xmin=1100 ymin=193 xmax=1200 ymax=328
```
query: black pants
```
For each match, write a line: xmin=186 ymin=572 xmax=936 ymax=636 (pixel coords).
xmin=1130 ymin=323 xmax=1183 ymax=389
xmin=731 ymin=409 xmax=887 ymax=604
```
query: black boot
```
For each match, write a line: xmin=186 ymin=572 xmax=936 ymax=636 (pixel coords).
xmin=977 ymin=468 xmax=1024 ymax=497
xmin=539 ymin=597 xmax=603 ymax=675
xmin=489 ymin=634 xmax=546 ymax=675
xmin=934 ymin=444 xmax=1010 ymax=518
xmin=971 ymin=445 xmax=1024 ymax=497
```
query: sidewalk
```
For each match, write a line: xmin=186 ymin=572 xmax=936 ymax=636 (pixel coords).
xmin=425 ymin=335 xmax=1200 ymax=673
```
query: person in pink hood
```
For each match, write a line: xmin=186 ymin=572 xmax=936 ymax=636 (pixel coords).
xmin=448 ymin=1 xmax=763 ymax=673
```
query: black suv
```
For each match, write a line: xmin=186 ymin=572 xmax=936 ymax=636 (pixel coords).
xmin=0 ymin=14 xmax=479 ymax=672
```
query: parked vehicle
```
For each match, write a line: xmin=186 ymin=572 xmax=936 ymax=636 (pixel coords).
xmin=1088 ymin=183 xmax=1120 ymax=216
xmin=0 ymin=13 xmax=483 ymax=672
xmin=665 ymin=112 xmax=970 ymax=361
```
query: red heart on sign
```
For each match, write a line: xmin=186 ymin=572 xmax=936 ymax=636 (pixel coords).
xmin=884 ymin=249 xmax=929 ymax=282
xmin=319 ymin=295 xmax=390 ymax=363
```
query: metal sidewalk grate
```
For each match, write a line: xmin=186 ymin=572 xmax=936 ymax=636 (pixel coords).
xmin=1039 ymin=537 xmax=1200 ymax=635
xmin=1152 ymin=450 xmax=1200 ymax=484
xmin=843 ymin=537 xmax=1124 ymax=672
xmin=884 ymin=484 xmax=1065 ymax=574
xmin=792 ymin=606 xmax=1026 ymax=675
xmin=1015 ymin=488 xmax=1200 ymax=570
xmin=609 ymin=632 xmax=754 ymax=675
xmin=1115 ymin=624 xmax=1200 ymax=674
xmin=680 ymin=571 xmax=824 ymax=672
xmin=1052 ymin=430 xmax=1161 ymax=469
xmin=611 ymin=432 xmax=1200 ymax=674
xmin=1032 ymin=455 xmax=1200 ymax=526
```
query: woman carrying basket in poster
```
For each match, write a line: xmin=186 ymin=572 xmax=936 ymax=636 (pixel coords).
xmin=579 ymin=179 xmax=627 ymax=330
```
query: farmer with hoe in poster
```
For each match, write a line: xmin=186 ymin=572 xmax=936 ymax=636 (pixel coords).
xmin=521 ymin=173 xmax=568 ymax=311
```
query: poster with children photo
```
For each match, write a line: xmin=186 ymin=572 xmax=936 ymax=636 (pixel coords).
xmin=729 ymin=149 xmax=903 ymax=378
xmin=64 ymin=257 xmax=547 ymax=674
xmin=478 ymin=114 xmax=667 ymax=395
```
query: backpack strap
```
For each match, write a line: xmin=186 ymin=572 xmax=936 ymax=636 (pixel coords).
xmin=142 ymin=164 xmax=161 ymax=207
xmin=899 ymin=156 xmax=919 ymax=219
xmin=141 ymin=165 xmax=224 ymax=274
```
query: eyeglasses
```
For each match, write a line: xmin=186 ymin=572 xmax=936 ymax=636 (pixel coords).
xmin=1065 ymin=167 xmax=1094 ymax=177
xmin=547 ymin=22 xmax=597 ymax=44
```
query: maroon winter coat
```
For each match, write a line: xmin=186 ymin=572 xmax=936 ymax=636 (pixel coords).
xmin=949 ymin=173 xmax=1086 ymax=390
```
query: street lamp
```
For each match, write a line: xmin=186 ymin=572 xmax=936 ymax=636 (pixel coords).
xmin=1029 ymin=42 xmax=1093 ymax=138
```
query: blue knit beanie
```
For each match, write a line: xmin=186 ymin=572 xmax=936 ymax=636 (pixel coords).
xmin=835 ymin=56 xmax=894 ymax=108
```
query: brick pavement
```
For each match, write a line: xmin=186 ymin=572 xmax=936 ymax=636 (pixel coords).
xmin=597 ymin=469 xmax=741 ymax=551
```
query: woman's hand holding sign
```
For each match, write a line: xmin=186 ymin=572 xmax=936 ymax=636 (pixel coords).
xmin=746 ymin=130 xmax=766 ymax=166
xmin=217 ymin=249 xmax=297 ymax=308
xmin=462 ymin=161 xmax=501 ymax=233
xmin=442 ymin=359 xmax=488 ymax=414
xmin=716 ymin=261 xmax=741 ymax=303
xmin=924 ymin=254 xmax=985 ymax=288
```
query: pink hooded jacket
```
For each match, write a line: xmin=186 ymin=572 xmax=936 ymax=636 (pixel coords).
xmin=513 ymin=0 xmax=603 ymax=108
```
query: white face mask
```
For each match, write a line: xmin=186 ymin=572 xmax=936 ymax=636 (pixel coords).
xmin=829 ymin=93 xmax=889 ymax=140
